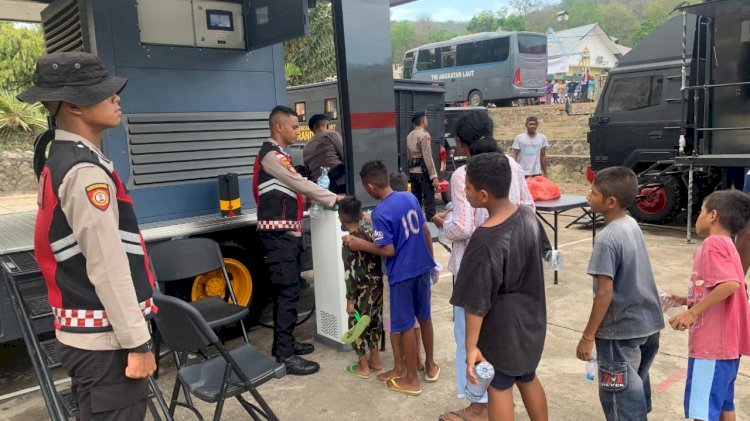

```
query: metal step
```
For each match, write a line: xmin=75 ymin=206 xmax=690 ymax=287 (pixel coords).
xmin=4 ymin=251 xmax=39 ymax=274
xmin=59 ymin=388 xmax=78 ymax=417
xmin=26 ymin=295 xmax=53 ymax=320
xmin=40 ymin=339 xmax=61 ymax=369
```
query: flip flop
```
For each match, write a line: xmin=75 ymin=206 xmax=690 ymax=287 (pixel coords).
xmin=345 ymin=362 xmax=370 ymax=379
xmin=425 ymin=363 xmax=441 ymax=383
xmin=438 ymin=411 xmax=468 ymax=421
xmin=385 ymin=377 xmax=422 ymax=396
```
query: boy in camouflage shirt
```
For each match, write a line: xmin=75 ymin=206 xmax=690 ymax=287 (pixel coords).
xmin=339 ymin=196 xmax=384 ymax=379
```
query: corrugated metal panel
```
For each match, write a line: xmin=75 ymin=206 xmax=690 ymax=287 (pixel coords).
xmin=124 ymin=112 xmax=269 ymax=188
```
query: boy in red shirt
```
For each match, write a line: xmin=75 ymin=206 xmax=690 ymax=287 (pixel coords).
xmin=667 ymin=190 xmax=750 ymax=421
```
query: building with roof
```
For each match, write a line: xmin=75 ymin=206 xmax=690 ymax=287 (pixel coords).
xmin=546 ymin=23 xmax=631 ymax=81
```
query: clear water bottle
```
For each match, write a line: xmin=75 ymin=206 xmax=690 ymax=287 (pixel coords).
xmin=309 ymin=167 xmax=330 ymax=218
xmin=465 ymin=361 xmax=495 ymax=402
xmin=437 ymin=202 xmax=453 ymax=244
xmin=544 ymin=249 xmax=563 ymax=271
xmin=585 ymin=358 xmax=598 ymax=381
xmin=658 ymin=290 xmax=678 ymax=313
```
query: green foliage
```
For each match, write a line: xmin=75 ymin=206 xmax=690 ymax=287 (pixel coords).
xmin=0 ymin=89 xmax=46 ymax=135
xmin=0 ymin=22 xmax=46 ymax=91
xmin=503 ymin=15 xmax=527 ymax=32
xmin=284 ymin=2 xmax=336 ymax=86
xmin=467 ymin=10 xmax=505 ymax=32
xmin=391 ymin=20 xmax=417 ymax=64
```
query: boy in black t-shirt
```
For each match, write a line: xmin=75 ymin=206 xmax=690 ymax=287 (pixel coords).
xmin=450 ymin=152 xmax=549 ymax=420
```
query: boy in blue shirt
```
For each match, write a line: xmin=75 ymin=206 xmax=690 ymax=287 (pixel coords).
xmin=343 ymin=161 xmax=438 ymax=396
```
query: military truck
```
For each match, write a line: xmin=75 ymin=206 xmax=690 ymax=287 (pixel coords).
xmin=587 ymin=0 xmax=749 ymax=226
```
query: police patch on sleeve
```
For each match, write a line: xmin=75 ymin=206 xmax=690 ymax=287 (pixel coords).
xmin=85 ymin=183 xmax=110 ymax=211
xmin=275 ymin=152 xmax=297 ymax=174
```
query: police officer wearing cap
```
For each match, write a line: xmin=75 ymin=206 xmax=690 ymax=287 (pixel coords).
xmin=406 ymin=110 xmax=439 ymax=220
xmin=18 ymin=52 xmax=156 ymax=420
xmin=302 ymin=114 xmax=346 ymax=193
xmin=254 ymin=106 xmax=344 ymax=375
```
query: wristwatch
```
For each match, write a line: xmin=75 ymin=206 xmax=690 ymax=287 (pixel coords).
xmin=129 ymin=339 xmax=154 ymax=353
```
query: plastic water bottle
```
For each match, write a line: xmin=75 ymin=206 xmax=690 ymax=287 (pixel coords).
xmin=544 ymin=249 xmax=563 ymax=271
xmin=658 ymin=290 xmax=681 ymax=314
xmin=465 ymin=361 xmax=495 ymax=402
xmin=585 ymin=358 xmax=598 ymax=381
xmin=309 ymin=167 xmax=330 ymax=218
xmin=437 ymin=202 xmax=453 ymax=244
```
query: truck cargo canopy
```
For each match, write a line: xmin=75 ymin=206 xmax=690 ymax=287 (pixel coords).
xmin=616 ymin=15 xmax=696 ymax=69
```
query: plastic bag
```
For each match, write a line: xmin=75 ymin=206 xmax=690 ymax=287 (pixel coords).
xmin=526 ymin=176 xmax=561 ymax=201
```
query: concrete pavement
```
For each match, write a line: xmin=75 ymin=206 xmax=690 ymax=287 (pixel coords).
xmin=1 ymin=210 xmax=748 ymax=420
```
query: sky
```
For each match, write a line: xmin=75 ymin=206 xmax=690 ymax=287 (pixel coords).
xmin=390 ymin=0 xmax=510 ymax=22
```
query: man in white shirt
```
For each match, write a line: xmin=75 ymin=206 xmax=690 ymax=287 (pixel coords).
xmin=511 ymin=116 xmax=549 ymax=177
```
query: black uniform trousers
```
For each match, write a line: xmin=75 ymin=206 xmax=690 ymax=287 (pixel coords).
xmin=409 ymin=172 xmax=436 ymax=220
xmin=57 ymin=342 xmax=149 ymax=421
xmin=259 ymin=231 xmax=303 ymax=358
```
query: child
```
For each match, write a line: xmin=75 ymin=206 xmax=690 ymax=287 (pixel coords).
xmin=339 ymin=196 xmax=384 ymax=379
xmin=576 ymin=166 xmax=664 ymax=421
xmin=343 ymin=160 xmax=438 ymax=396
xmin=666 ymin=190 xmax=750 ymax=421
xmin=451 ymin=152 xmax=548 ymax=420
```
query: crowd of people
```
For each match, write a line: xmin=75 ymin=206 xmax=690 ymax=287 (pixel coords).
xmin=17 ymin=50 xmax=750 ymax=421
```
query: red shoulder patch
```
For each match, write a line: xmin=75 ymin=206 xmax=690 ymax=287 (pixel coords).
xmin=276 ymin=153 xmax=297 ymax=174
xmin=85 ymin=183 xmax=110 ymax=211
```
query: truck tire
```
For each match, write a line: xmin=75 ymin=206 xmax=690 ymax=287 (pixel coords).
xmin=630 ymin=176 xmax=684 ymax=224
xmin=218 ymin=241 xmax=271 ymax=325
xmin=468 ymin=90 xmax=483 ymax=107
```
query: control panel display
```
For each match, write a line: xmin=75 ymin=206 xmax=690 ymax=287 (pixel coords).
xmin=206 ymin=10 xmax=233 ymax=31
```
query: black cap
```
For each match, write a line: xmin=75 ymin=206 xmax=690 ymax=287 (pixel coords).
xmin=411 ymin=110 xmax=426 ymax=123
xmin=17 ymin=52 xmax=127 ymax=106
xmin=308 ymin=113 xmax=329 ymax=129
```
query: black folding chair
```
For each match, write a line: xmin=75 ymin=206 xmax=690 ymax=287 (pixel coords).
xmin=152 ymin=291 xmax=285 ymax=421
xmin=148 ymin=238 xmax=250 ymax=374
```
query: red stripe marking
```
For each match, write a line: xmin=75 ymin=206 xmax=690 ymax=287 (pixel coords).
xmin=350 ymin=112 xmax=396 ymax=130
xmin=654 ymin=370 xmax=687 ymax=393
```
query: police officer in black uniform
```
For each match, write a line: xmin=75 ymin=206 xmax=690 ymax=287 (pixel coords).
xmin=18 ymin=52 xmax=156 ymax=420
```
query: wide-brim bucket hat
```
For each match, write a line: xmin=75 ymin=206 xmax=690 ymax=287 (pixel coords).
xmin=17 ymin=51 xmax=126 ymax=106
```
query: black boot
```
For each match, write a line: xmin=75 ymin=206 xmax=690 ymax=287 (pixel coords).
xmin=276 ymin=355 xmax=320 ymax=376
xmin=272 ymin=341 xmax=314 ymax=357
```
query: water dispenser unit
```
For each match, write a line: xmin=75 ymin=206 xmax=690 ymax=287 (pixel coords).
xmin=310 ymin=208 xmax=349 ymax=350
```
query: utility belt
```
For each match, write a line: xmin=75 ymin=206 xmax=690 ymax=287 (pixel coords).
xmin=408 ymin=157 xmax=429 ymax=175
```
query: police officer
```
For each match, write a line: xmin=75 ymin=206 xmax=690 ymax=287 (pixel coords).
xmin=302 ymin=113 xmax=346 ymax=193
xmin=406 ymin=110 xmax=439 ymax=220
xmin=18 ymin=52 xmax=156 ymax=419
xmin=253 ymin=106 xmax=343 ymax=375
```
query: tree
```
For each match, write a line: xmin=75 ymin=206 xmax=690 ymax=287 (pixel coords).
xmin=467 ymin=10 xmax=505 ymax=33
xmin=509 ymin=0 xmax=546 ymax=17
xmin=597 ymin=2 xmax=636 ymax=43
xmin=426 ymin=28 xmax=460 ymax=43
xmin=502 ymin=15 xmax=527 ymax=31
xmin=284 ymin=2 xmax=336 ymax=86
xmin=391 ymin=20 xmax=417 ymax=64
xmin=0 ymin=23 xmax=45 ymax=90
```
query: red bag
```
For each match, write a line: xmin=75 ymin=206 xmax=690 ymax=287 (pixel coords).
xmin=526 ymin=176 xmax=561 ymax=201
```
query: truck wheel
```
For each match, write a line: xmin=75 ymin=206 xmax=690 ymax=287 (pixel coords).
xmin=630 ymin=176 xmax=684 ymax=224
xmin=191 ymin=256 xmax=252 ymax=307
xmin=191 ymin=242 xmax=270 ymax=325
xmin=468 ymin=90 xmax=483 ymax=107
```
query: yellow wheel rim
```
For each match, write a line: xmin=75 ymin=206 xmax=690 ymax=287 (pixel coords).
xmin=191 ymin=258 xmax=252 ymax=307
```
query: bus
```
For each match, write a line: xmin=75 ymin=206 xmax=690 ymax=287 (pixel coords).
xmin=402 ymin=31 xmax=548 ymax=106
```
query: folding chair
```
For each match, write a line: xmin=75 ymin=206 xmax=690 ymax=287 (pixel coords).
xmin=152 ymin=291 xmax=285 ymax=421
xmin=148 ymin=238 xmax=250 ymax=373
